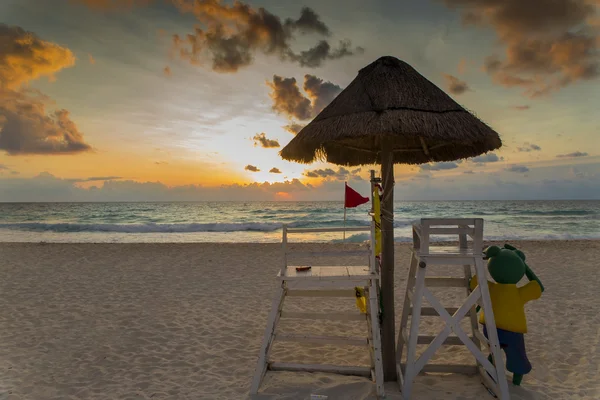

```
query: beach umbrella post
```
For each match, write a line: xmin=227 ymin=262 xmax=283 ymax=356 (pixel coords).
xmin=280 ymin=56 xmax=503 ymax=380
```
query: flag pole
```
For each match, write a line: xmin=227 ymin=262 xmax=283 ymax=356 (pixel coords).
xmin=343 ymin=182 xmax=347 ymax=241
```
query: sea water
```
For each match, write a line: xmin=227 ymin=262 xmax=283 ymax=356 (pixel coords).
xmin=0 ymin=200 xmax=598 ymax=243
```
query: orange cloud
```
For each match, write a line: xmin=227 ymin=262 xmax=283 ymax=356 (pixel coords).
xmin=0 ymin=24 xmax=76 ymax=89
xmin=252 ymin=132 xmax=279 ymax=148
xmin=0 ymin=24 xmax=91 ymax=155
xmin=170 ymin=2 xmax=362 ymax=72
xmin=442 ymin=73 xmax=470 ymax=95
xmin=440 ymin=0 xmax=600 ymax=97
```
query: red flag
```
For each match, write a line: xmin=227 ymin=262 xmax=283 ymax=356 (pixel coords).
xmin=344 ymin=182 xmax=369 ymax=208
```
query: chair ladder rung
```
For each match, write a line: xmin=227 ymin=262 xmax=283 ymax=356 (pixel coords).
xmin=417 ymin=335 xmax=475 ymax=346
xmin=285 ymin=289 xmax=356 ymax=298
xmin=269 ymin=362 xmax=372 ymax=377
xmin=276 ymin=333 xmax=368 ymax=346
xmin=401 ymin=362 xmax=478 ymax=375
xmin=280 ymin=311 xmax=366 ymax=321
xmin=409 ymin=307 xmax=461 ymax=316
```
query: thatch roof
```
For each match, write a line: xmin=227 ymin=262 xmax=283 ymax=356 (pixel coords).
xmin=280 ymin=56 xmax=502 ymax=166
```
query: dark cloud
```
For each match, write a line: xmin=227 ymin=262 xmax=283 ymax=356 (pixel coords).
xmin=303 ymin=166 xmax=362 ymax=181
xmin=469 ymin=153 xmax=502 ymax=163
xmin=440 ymin=0 xmax=600 ymax=97
xmin=252 ymin=132 xmax=280 ymax=148
xmin=420 ymin=161 xmax=460 ymax=171
xmin=506 ymin=165 xmax=530 ymax=173
xmin=69 ymin=176 xmax=123 ymax=182
xmin=245 ymin=164 xmax=260 ymax=172
xmin=442 ymin=73 xmax=470 ymax=95
xmin=557 ymin=151 xmax=589 ymax=158
xmin=283 ymin=123 xmax=305 ymax=135
xmin=303 ymin=74 xmax=343 ymax=115
xmin=0 ymin=24 xmax=91 ymax=155
xmin=267 ymin=76 xmax=312 ymax=120
xmin=518 ymin=143 xmax=542 ymax=152
xmin=267 ymin=74 xmax=343 ymax=121
xmin=171 ymin=2 xmax=361 ymax=72
xmin=269 ymin=167 xmax=282 ymax=173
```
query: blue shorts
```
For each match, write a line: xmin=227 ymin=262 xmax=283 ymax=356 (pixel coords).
xmin=483 ymin=325 xmax=532 ymax=375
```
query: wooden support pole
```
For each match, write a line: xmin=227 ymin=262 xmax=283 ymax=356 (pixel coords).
xmin=380 ymin=142 xmax=397 ymax=380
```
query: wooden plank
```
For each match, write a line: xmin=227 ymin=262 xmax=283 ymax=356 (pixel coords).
xmin=421 ymin=218 xmax=480 ymax=226
xmin=478 ymin=365 xmax=500 ymax=397
xmin=284 ymin=279 xmax=375 ymax=290
xmin=428 ymin=227 xmax=475 ymax=235
xmin=425 ymin=277 xmax=468 ymax=288
xmin=408 ymin=307 xmax=460 ymax=316
xmin=275 ymin=333 xmax=368 ymax=346
xmin=399 ymin=363 xmax=478 ymax=375
xmin=250 ymin=285 xmax=286 ymax=394
xmin=286 ymin=250 xmax=370 ymax=257
xmin=280 ymin=311 xmax=366 ymax=321
xmin=286 ymin=226 xmax=369 ymax=233
xmin=269 ymin=362 xmax=371 ymax=377
xmin=474 ymin=330 xmax=489 ymax=349
xmin=417 ymin=335 xmax=474 ymax=346
xmin=286 ymin=289 xmax=356 ymax=297
xmin=346 ymin=266 xmax=371 ymax=276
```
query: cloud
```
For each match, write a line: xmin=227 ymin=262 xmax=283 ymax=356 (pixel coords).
xmin=283 ymin=123 xmax=305 ymax=135
xmin=0 ymin=24 xmax=76 ymax=89
xmin=244 ymin=164 xmax=260 ymax=172
xmin=269 ymin=167 xmax=282 ymax=173
xmin=155 ymin=161 xmax=168 ymax=165
xmin=267 ymin=74 xmax=342 ymax=120
xmin=163 ymin=66 xmax=172 ymax=76
xmin=69 ymin=176 xmax=123 ymax=182
xmin=440 ymin=0 xmax=600 ymax=97
xmin=420 ymin=161 xmax=460 ymax=171
xmin=469 ymin=152 xmax=502 ymax=163
xmin=512 ymin=105 xmax=531 ymax=110
xmin=88 ymin=54 xmax=96 ymax=65
xmin=171 ymin=3 xmax=362 ymax=72
xmin=506 ymin=164 xmax=530 ymax=173
xmin=252 ymin=132 xmax=280 ymax=148
xmin=70 ymin=0 xmax=152 ymax=11
xmin=303 ymin=166 xmax=362 ymax=181
xmin=463 ymin=170 xmax=475 ymax=174
xmin=557 ymin=151 xmax=589 ymax=158
xmin=0 ymin=24 xmax=91 ymax=155
xmin=517 ymin=143 xmax=542 ymax=152
xmin=267 ymin=76 xmax=311 ymax=120
xmin=442 ymin=73 xmax=470 ymax=95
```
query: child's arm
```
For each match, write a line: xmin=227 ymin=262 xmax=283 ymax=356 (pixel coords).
xmin=524 ymin=264 xmax=544 ymax=292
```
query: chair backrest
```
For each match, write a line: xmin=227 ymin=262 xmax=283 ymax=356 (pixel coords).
xmin=281 ymin=223 xmax=377 ymax=275
xmin=413 ymin=218 xmax=484 ymax=254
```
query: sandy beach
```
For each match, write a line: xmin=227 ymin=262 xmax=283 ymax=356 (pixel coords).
xmin=1 ymin=241 xmax=599 ymax=400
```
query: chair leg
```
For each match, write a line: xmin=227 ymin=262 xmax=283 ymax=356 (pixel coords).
xmin=250 ymin=283 xmax=286 ymax=394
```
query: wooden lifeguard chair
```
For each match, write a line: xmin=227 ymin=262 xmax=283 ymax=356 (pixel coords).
xmin=250 ymin=222 xmax=385 ymax=398
xmin=396 ymin=218 xmax=510 ymax=399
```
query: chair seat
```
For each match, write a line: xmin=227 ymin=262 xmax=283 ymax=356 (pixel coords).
xmin=278 ymin=266 xmax=377 ymax=280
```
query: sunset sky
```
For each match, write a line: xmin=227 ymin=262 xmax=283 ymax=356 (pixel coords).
xmin=1 ymin=0 xmax=599 ymax=201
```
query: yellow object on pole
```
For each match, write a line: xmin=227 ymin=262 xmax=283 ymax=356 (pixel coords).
xmin=373 ymin=187 xmax=382 ymax=256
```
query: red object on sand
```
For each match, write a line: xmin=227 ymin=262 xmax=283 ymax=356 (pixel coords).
xmin=344 ymin=183 xmax=369 ymax=208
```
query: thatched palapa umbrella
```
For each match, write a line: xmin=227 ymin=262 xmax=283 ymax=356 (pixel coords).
xmin=280 ymin=56 xmax=502 ymax=380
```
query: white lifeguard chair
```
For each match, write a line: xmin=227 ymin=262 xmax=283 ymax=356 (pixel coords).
xmin=250 ymin=223 xmax=385 ymax=398
xmin=396 ymin=218 xmax=510 ymax=399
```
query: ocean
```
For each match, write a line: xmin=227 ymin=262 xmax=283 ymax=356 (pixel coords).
xmin=0 ymin=200 xmax=598 ymax=243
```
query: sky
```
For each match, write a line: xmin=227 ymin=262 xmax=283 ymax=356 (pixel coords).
xmin=0 ymin=0 xmax=599 ymax=201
